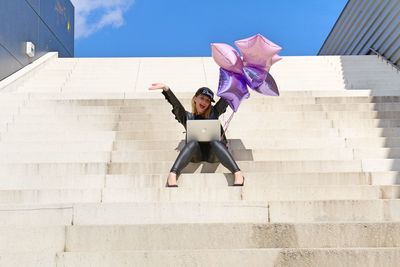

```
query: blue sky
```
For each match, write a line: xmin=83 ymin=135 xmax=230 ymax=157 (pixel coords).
xmin=72 ymin=0 xmax=348 ymax=57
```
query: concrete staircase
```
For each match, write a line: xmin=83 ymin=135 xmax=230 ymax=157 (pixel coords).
xmin=0 ymin=53 xmax=400 ymax=266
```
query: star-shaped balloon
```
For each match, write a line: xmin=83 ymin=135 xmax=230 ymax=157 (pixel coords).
xmin=211 ymin=34 xmax=282 ymax=112
xmin=217 ymin=68 xmax=249 ymax=112
xmin=235 ymin=34 xmax=282 ymax=69
xmin=211 ymin=43 xmax=243 ymax=74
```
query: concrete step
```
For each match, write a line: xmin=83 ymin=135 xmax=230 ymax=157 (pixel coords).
xmin=0 ymin=186 xmax=396 ymax=204
xmin=12 ymin=110 xmax=400 ymax=123
xmin=370 ymin=172 xmax=400 ymax=185
xmin=112 ymin=139 xmax=347 ymax=150
xmin=111 ymin=148 xmax=356 ymax=162
xmin=314 ymin=96 xmax=400 ymax=104
xmin=324 ymin=103 xmax=400 ymax=112
xmin=21 ymin=95 xmax=400 ymax=105
xmin=0 ymin=152 xmax=110 ymax=163
xmin=12 ymin=112 xmax=328 ymax=122
xmin=339 ymin=128 xmax=400 ymax=137
xmin=6 ymin=119 xmax=338 ymax=131
xmin=19 ymin=101 xmax=400 ymax=114
xmin=0 ymin=253 xmax=55 ymax=267
xmin=57 ymin=248 xmax=400 ymax=267
xmin=0 ymin=159 xmax=376 ymax=176
xmin=90 ymin=96 xmax=398 ymax=105
xmin=7 ymin=122 xmax=117 ymax=131
xmin=21 ymin=106 xmax=122 ymax=115
xmin=26 ymin=92 xmax=128 ymax=100
xmin=362 ymin=159 xmax=400 ymax=172
xmin=3 ymin=128 xmax=400 ymax=143
xmin=128 ymin=137 xmax=347 ymax=148
xmin=240 ymin=103 xmax=400 ymax=112
xmin=105 ymin=172 xmax=373 ymax=188
xmin=108 ymin=160 xmax=364 ymax=174
xmin=127 ymin=119 xmax=388 ymax=131
xmin=111 ymin=138 xmax=400 ymax=150
xmin=353 ymin=148 xmax=400 ymax=159
xmin=0 ymin=189 xmax=101 ymax=204
xmin=13 ymin=110 xmax=400 ymax=123
xmin=70 ymin=96 xmax=398 ymax=105
xmin=0 ymin=163 xmax=107 ymax=176
xmin=19 ymin=97 xmax=321 ymax=106
xmin=100 ymin=186 xmax=400 ymax=202
xmin=73 ymin=201 xmax=269 ymax=224
xmin=0 ymin=133 xmax=115 ymax=142
xmin=0 ymin=149 xmax=353 ymax=164
xmin=1 ymin=130 xmax=115 ymax=139
xmin=0 ymin=226 xmax=64 ymax=252
xmin=280 ymin=89 xmax=400 ymax=97
xmin=0 ymin=171 xmax=393 ymax=191
xmin=0 ymin=175 xmax=105 ymax=190
xmin=72 ymin=200 xmax=400 ymax=224
xmin=10 ymin=132 xmax=400 ymax=148
xmin=106 ymin=172 xmax=400 ymax=188
xmin=346 ymin=137 xmax=400 ymax=148
xmin=334 ymin=119 xmax=400 ymax=128
xmin=0 ymin=204 xmax=72 ymax=225
xmin=65 ymin=223 xmax=400 ymax=250
xmin=0 ymin=142 xmax=113 ymax=152
xmin=114 ymin=129 xmax=342 ymax=140
xmin=111 ymin=148 xmax=400 ymax=162
xmin=269 ymin=199 xmax=400 ymax=222
xmin=326 ymin=111 xmax=400 ymax=120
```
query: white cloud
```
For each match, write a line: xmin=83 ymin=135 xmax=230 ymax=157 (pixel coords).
xmin=70 ymin=0 xmax=134 ymax=39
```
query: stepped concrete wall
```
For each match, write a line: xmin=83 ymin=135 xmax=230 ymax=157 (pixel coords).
xmin=0 ymin=53 xmax=399 ymax=266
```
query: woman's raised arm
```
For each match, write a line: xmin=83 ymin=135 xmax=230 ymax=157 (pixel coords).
xmin=148 ymin=83 xmax=170 ymax=91
xmin=149 ymin=83 xmax=187 ymax=126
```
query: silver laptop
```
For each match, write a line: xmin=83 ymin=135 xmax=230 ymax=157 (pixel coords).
xmin=186 ymin=120 xmax=221 ymax=142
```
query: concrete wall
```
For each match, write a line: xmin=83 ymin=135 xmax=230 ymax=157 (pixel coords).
xmin=319 ymin=0 xmax=400 ymax=68
xmin=0 ymin=0 xmax=74 ymax=81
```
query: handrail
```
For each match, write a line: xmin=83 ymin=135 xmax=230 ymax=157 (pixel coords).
xmin=369 ymin=48 xmax=400 ymax=72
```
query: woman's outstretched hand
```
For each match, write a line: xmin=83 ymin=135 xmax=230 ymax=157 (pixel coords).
xmin=149 ymin=83 xmax=169 ymax=91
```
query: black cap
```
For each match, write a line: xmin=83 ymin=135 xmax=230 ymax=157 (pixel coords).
xmin=195 ymin=87 xmax=215 ymax=102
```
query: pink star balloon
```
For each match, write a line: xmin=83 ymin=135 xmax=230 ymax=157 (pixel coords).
xmin=235 ymin=34 xmax=282 ymax=69
xmin=211 ymin=43 xmax=243 ymax=74
xmin=265 ymin=54 xmax=283 ymax=71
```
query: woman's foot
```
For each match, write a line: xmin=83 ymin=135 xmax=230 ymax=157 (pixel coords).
xmin=233 ymin=171 xmax=245 ymax=186
xmin=166 ymin=172 xmax=178 ymax=187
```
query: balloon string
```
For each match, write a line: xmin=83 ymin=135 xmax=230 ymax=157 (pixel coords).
xmin=221 ymin=112 xmax=235 ymax=138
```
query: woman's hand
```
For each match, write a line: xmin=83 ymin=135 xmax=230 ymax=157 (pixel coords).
xmin=149 ymin=83 xmax=169 ymax=91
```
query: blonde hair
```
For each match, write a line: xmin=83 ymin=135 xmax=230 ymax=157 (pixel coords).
xmin=191 ymin=95 xmax=212 ymax=118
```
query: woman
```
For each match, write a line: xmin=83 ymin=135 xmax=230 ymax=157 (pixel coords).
xmin=148 ymin=83 xmax=245 ymax=187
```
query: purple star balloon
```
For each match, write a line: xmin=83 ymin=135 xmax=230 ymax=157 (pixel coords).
xmin=217 ymin=68 xmax=249 ymax=112
xmin=243 ymin=66 xmax=279 ymax=96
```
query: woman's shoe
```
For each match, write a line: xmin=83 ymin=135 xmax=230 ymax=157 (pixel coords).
xmin=233 ymin=176 xmax=245 ymax=186
xmin=166 ymin=173 xmax=178 ymax=187
xmin=166 ymin=183 xmax=178 ymax=188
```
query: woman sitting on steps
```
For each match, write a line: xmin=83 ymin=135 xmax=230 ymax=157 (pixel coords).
xmin=148 ymin=83 xmax=244 ymax=187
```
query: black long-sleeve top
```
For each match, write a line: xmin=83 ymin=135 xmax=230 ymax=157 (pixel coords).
xmin=162 ymin=89 xmax=229 ymax=144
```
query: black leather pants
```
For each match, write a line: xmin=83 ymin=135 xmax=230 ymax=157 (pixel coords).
xmin=170 ymin=140 xmax=240 ymax=175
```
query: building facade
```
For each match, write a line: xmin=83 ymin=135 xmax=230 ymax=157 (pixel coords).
xmin=0 ymin=0 xmax=74 ymax=80
xmin=319 ymin=0 xmax=400 ymax=68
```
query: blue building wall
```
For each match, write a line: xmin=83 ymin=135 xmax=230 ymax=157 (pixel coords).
xmin=0 ymin=0 xmax=74 ymax=80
